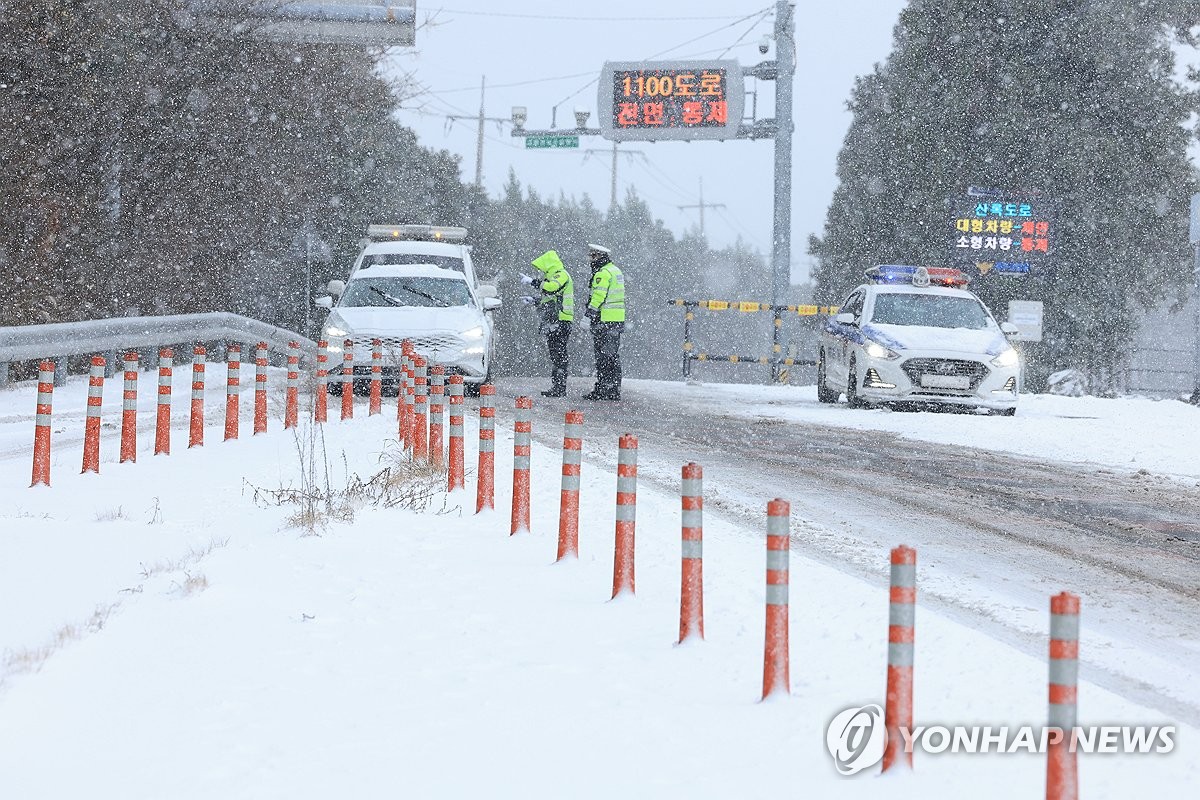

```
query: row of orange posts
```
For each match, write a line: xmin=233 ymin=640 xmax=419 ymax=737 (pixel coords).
xmin=28 ymin=339 xmax=1085 ymax=794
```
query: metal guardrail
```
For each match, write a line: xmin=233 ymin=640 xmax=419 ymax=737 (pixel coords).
xmin=0 ymin=312 xmax=315 ymax=385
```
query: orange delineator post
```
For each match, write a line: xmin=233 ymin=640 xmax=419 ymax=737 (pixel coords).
xmin=224 ymin=344 xmax=241 ymax=441
xmin=154 ymin=348 xmax=173 ymax=455
xmin=284 ymin=341 xmax=300 ymax=429
xmin=612 ymin=433 xmax=638 ymax=597
xmin=403 ymin=347 xmax=417 ymax=448
xmin=120 ymin=352 xmax=139 ymax=462
xmin=341 ymin=339 xmax=355 ymax=421
xmin=314 ymin=339 xmax=329 ymax=424
xmin=413 ymin=356 xmax=429 ymax=461
xmin=30 ymin=360 xmax=55 ymax=486
xmin=762 ymin=499 xmax=791 ymax=699
xmin=429 ymin=365 xmax=445 ymax=468
xmin=555 ymin=410 xmax=583 ymax=560
xmin=369 ymin=338 xmax=383 ymax=416
xmin=82 ymin=355 xmax=105 ymax=473
xmin=679 ymin=462 xmax=705 ymax=642
xmin=883 ymin=545 xmax=917 ymax=772
xmin=397 ymin=347 xmax=411 ymax=445
xmin=511 ymin=396 xmax=532 ymax=534
xmin=447 ymin=375 xmax=465 ymax=491
xmin=253 ymin=342 xmax=268 ymax=435
xmin=477 ymin=384 xmax=496 ymax=513
xmin=189 ymin=346 xmax=206 ymax=448
xmin=1047 ymin=592 xmax=1081 ymax=800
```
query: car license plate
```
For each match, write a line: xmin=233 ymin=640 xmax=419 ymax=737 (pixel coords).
xmin=921 ymin=374 xmax=970 ymax=389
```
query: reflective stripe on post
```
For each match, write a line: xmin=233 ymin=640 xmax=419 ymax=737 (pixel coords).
xmin=447 ymin=375 xmax=465 ymax=491
xmin=413 ymin=356 xmax=429 ymax=461
xmin=762 ymin=499 xmax=790 ymax=699
xmin=369 ymin=338 xmax=383 ymax=416
xmin=429 ymin=366 xmax=446 ymax=468
xmin=121 ymin=352 xmax=139 ymax=461
xmin=397 ymin=345 xmax=410 ymax=445
xmin=1047 ymin=592 xmax=1080 ymax=800
xmin=82 ymin=355 xmax=105 ymax=473
xmin=477 ymin=384 xmax=496 ymax=513
xmin=314 ymin=339 xmax=329 ymax=424
xmin=611 ymin=433 xmax=637 ymax=597
xmin=402 ymin=347 xmax=415 ymax=448
xmin=883 ymin=545 xmax=916 ymax=772
xmin=31 ymin=360 xmax=56 ymax=486
xmin=679 ymin=462 xmax=704 ymax=642
xmin=511 ymin=396 xmax=532 ymax=534
xmin=556 ymin=410 xmax=583 ymax=560
xmin=285 ymin=341 xmax=300 ymax=429
xmin=253 ymin=342 xmax=268 ymax=435
xmin=341 ymin=339 xmax=355 ymax=421
xmin=190 ymin=346 xmax=206 ymax=448
xmin=225 ymin=344 xmax=240 ymax=441
xmin=155 ymin=349 xmax=173 ymax=455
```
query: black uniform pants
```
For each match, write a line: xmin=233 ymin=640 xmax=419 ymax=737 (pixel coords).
xmin=591 ymin=322 xmax=623 ymax=398
xmin=546 ymin=323 xmax=570 ymax=390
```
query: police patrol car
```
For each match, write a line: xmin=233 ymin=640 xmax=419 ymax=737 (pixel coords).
xmin=818 ymin=265 xmax=1021 ymax=415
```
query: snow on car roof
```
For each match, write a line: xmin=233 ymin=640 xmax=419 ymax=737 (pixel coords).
xmin=349 ymin=264 xmax=468 ymax=281
xmin=362 ymin=239 xmax=464 ymax=256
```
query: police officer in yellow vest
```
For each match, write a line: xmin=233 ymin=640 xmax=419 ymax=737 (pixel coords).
xmin=582 ymin=244 xmax=625 ymax=401
xmin=522 ymin=250 xmax=574 ymax=397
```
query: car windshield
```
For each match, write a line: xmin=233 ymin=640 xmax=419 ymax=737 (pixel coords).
xmin=340 ymin=277 xmax=471 ymax=308
xmin=869 ymin=293 xmax=991 ymax=329
xmin=360 ymin=253 xmax=465 ymax=273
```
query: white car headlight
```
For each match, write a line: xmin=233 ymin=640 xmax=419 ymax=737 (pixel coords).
xmin=991 ymin=347 xmax=1019 ymax=368
xmin=865 ymin=341 xmax=900 ymax=361
xmin=324 ymin=325 xmax=348 ymax=338
xmin=461 ymin=325 xmax=485 ymax=341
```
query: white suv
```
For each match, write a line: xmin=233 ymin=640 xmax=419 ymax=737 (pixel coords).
xmin=318 ymin=264 xmax=500 ymax=394
xmin=818 ymin=265 xmax=1021 ymax=415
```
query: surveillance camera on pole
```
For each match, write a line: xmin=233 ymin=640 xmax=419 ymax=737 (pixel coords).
xmin=573 ymin=107 xmax=591 ymax=130
xmin=759 ymin=34 xmax=771 ymax=54
xmin=511 ymin=106 xmax=527 ymax=131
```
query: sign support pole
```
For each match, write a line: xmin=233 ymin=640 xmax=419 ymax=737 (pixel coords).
xmin=1191 ymin=193 xmax=1200 ymax=404
xmin=770 ymin=1 xmax=795 ymax=381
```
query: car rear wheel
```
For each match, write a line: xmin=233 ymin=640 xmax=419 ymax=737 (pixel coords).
xmin=846 ymin=356 xmax=866 ymax=409
xmin=995 ymin=407 xmax=1017 ymax=417
xmin=816 ymin=350 xmax=839 ymax=404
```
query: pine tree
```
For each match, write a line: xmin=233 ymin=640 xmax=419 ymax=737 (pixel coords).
xmin=809 ymin=0 xmax=1197 ymax=389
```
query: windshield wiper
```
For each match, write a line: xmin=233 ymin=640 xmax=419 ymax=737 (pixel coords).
xmin=369 ymin=286 xmax=405 ymax=307
xmin=398 ymin=285 xmax=450 ymax=307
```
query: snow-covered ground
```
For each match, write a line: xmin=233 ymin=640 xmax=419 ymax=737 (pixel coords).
xmin=673 ymin=379 xmax=1200 ymax=481
xmin=0 ymin=373 xmax=1195 ymax=797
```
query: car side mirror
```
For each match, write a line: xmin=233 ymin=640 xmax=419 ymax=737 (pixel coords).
xmin=835 ymin=313 xmax=856 ymax=326
xmin=477 ymin=283 xmax=499 ymax=299
xmin=1000 ymin=322 xmax=1020 ymax=335
xmin=326 ymin=279 xmax=346 ymax=297
xmin=315 ymin=296 xmax=334 ymax=310
xmin=482 ymin=297 xmax=502 ymax=311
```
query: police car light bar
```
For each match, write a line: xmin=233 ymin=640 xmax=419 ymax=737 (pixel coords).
xmin=366 ymin=224 xmax=468 ymax=243
xmin=865 ymin=265 xmax=969 ymax=287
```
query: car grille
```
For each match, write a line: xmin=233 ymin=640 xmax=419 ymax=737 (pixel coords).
xmin=901 ymin=358 xmax=989 ymax=394
xmin=348 ymin=334 xmax=465 ymax=360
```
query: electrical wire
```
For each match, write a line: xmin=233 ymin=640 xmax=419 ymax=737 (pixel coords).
xmin=717 ymin=12 xmax=772 ymax=60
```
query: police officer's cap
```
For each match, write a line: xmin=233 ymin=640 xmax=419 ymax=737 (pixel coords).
xmin=587 ymin=243 xmax=611 ymax=255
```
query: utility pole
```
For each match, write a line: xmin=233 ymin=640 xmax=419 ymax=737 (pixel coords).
xmin=771 ymin=0 xmax=795 ymax=308
xmin=582 ymin=142 xmax=642 ymax=210
xmin=446 ymin=76 xmax=508 ymax=190
xmin=678 ymin=177 xmax=726 ymax=239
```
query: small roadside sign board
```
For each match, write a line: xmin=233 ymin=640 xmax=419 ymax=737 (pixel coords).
xmin=1190 ymin=193 xmax=1200 ymax=245
xmin=1007 ymin=300 xmax=1044 ymax=342
xmin=525 ymin=135 xmax=579 ymax=149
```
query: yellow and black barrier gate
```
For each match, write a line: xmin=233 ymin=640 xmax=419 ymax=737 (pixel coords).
xmin=668 ymin=299 xmax=840 ymax=382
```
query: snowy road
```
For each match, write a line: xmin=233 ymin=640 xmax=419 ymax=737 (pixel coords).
xmin=495 ymin=377 xmax=1200 ymax=727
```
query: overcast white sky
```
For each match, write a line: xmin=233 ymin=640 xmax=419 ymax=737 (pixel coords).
xmin=384 ymin=1 xmax=908 ymax=283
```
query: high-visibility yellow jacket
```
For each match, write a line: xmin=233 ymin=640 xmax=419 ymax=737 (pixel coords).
xmin=588 ymin=261 xmax=625 ymax=323
xmin=531 ymin=250 xmax=574 ymax=322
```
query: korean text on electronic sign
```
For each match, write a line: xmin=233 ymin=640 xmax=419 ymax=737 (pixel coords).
xmin=950 ymin=197 xmax=1054 ymax=276
xmin=598 ymin=60 xmax=744 ymax=142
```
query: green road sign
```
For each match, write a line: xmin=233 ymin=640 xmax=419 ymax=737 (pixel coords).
xmin=525 ymin=135 xmax=580 ymax=149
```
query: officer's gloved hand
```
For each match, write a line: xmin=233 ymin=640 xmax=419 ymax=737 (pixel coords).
xmin=519 ymin=295 xmax=536 ymax=305
xmin=519 ymin=273 xmax=536 ymax=286
xmin=586 ymin=307 xmax=600 ymax=323
xmin=578 ymin=318 xmax=591 ymax=332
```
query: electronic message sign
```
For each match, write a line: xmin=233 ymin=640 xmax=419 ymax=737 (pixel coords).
xmin=949 ymin=190 xmax=1054 ymax=277
xmin=597 ymin=60 xmax=745 ymax=142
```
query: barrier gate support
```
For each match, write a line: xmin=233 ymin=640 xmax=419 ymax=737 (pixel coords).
xmin=668 ymin=299 xmax=837 ymax=382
